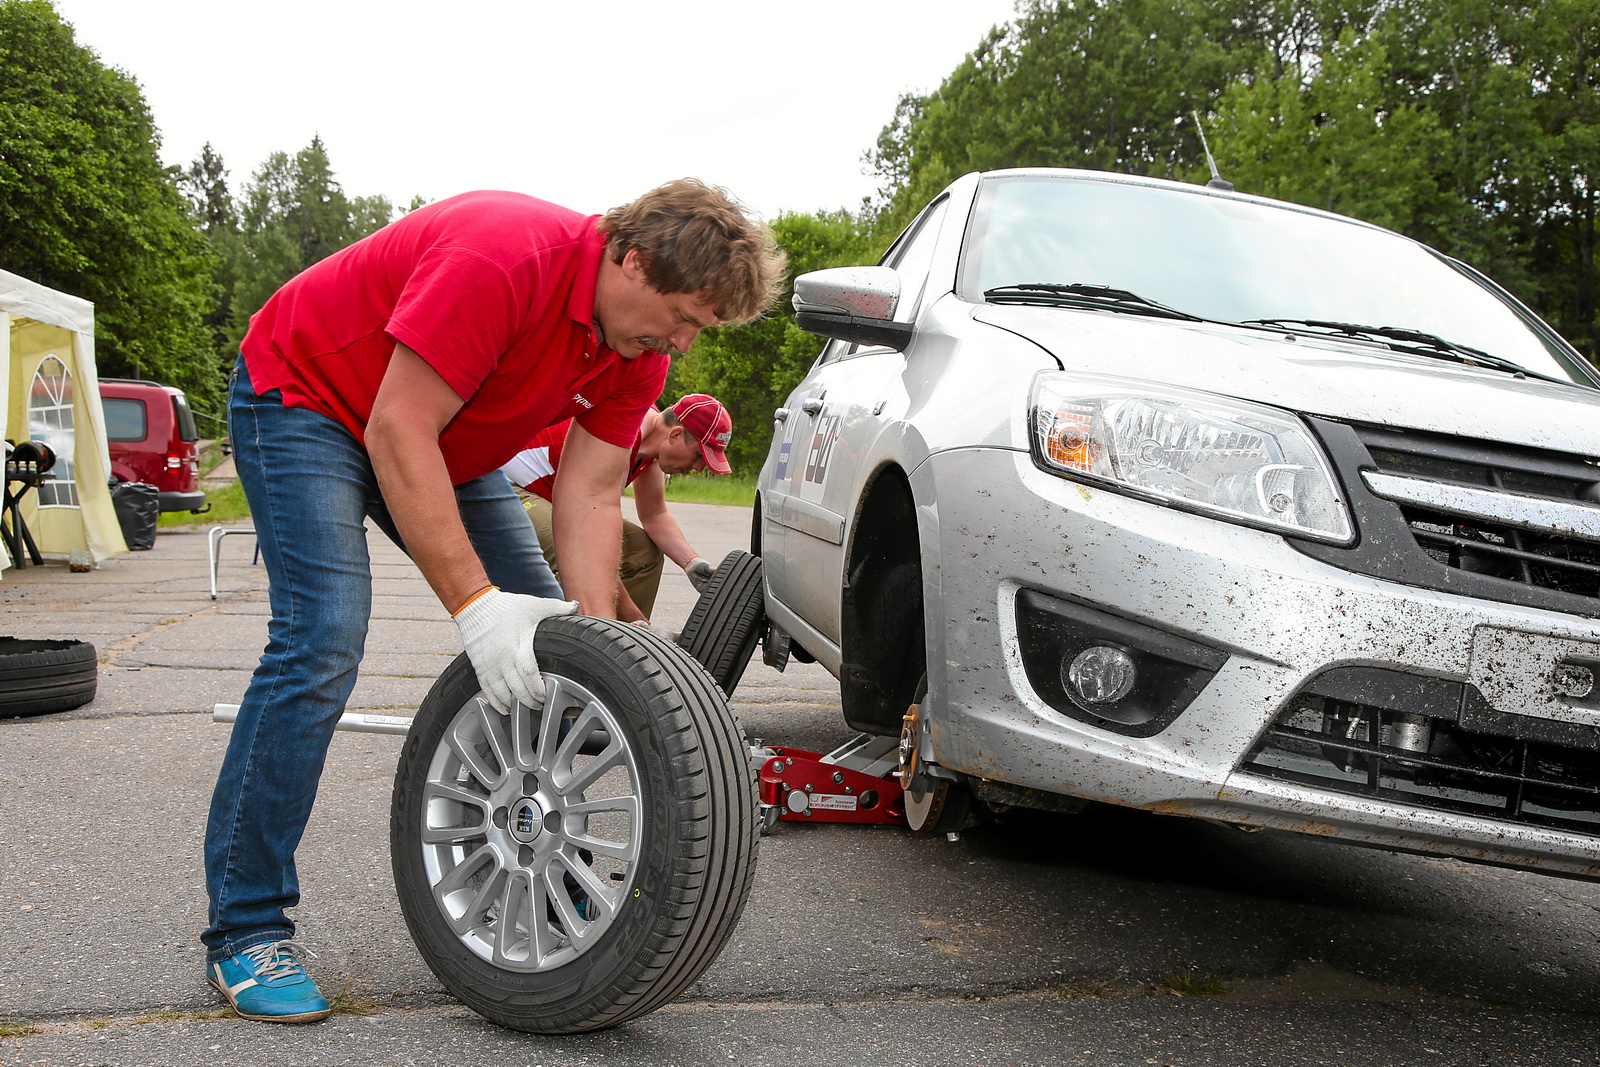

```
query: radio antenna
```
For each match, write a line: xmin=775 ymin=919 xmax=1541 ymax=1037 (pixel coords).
xmin=1192 ymin=110 xmax=1234 ymax=191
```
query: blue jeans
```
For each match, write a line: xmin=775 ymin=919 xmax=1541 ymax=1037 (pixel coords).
xmin=203 ymin=357 xmax=562 ymax=961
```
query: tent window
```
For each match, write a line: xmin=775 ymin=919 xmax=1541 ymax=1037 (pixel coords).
xmin=28 ymin=356 xmax=79 ymax=508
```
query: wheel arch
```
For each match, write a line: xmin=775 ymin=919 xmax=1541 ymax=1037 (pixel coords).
xmin=838 ymin=462 xmax=928 ymax=735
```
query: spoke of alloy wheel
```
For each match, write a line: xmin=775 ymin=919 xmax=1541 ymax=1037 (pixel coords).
xmin=475 ymin=697 xmax=516 ymax=783
xmin=563 ymin=796 xmax=640 ymax=863
xmin=446 ymin=713 xmax=503 ymax=789
xmin=434 ymin=845 xmax=503 ymax=933
xmin=547 ymin=698 xmax=611 ymax=785
xmin=557 ymin=852 xmax=614 ymax=916
xmin=534 ymin=677 xmax=574 ymax=771
xmin=561 ymin=739 xmax=626 ymax=797
xmin=420 ymin=780 xmax=490 ymax=844
xmin=529 ymin=874 xmax=564 ymax=964
xmin=493 ymin=871 xmax=536 ymax=968
xmin=512 ymin=684 xmax=543 ymax=770
xmin=542 ymin=866 xmax=587 ymax=934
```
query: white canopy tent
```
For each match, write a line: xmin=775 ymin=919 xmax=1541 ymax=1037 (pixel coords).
xmin=1 ymin=268 xmax=126 ymax=572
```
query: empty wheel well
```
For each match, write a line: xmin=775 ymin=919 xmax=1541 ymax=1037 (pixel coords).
xmin=750 ymin=491 xmax=762 ymax=558
xmin=839 ymin=466 xmax=925 ymax=736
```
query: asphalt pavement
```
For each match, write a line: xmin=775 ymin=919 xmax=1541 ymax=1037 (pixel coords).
xmin=1 ymin=502 xmax=1598 ymax=1067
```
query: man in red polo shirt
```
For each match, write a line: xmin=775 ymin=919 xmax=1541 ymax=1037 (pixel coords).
xmin=203 ymin=180 xmax=783 ymax=1023
xmin=502 ymin=393 xmax=734 ymax=623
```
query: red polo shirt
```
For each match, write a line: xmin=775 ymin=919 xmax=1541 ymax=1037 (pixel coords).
xmin=240 ymin=190 xmax=668 ymax=484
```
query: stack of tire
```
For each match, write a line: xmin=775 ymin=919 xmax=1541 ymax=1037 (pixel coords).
xmin=0 ymin=637 xmax=98 ymax=717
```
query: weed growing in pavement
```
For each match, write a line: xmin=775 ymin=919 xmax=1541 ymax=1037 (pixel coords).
xmin=328 ymin=986 xmax=385 ymax=1016
xmin=1160 ymin=971 xmax=1230 ymax=996
xmin=0 ymin=1022 xmax=41 ymax=1039
xmin=130 ymin=1007 xmax=233 ymax=1025
xmin=1057 ymin=978 xmax=1116 ymax=998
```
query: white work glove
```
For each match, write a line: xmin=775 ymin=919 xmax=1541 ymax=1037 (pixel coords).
xmin=631 ymin=619 xmax=681 ymax=645
xmin=685 ymin=556 xmax=715 ymax=593
xmin=452 ymin=587 xmax=577 ymax=714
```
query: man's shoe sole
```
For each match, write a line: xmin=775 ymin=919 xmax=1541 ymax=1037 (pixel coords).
xmin=206 ymin=973 xmax=332 ymax=1023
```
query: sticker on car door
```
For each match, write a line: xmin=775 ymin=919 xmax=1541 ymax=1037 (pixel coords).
xmin=804 ymin=416 xmax=841 ymax=484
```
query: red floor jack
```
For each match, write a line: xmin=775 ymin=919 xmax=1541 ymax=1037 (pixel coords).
xmin=751 ymin=733 xmax=906 ymax=832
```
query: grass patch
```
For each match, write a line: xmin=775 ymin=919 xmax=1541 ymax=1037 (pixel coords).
xmin=0 ymin=1022 xmax=41 ymax=1039
xmin=158 ymin=466 xmax=757 ymax=531
xmin=328 ymin=985 xmax=384 ymax=1017
xmin=159 ymin=479 xmax=250 ymax=527
xmin=130 ymin=1007 xmax=233 ymax=1025
xmin=197 ymin=440 xmax=231 ymax=476
xmin=1057 ymin=978 xmax=1116 ymax=999
xmin=660 ymin=472 xmax=756 ymax=507
xmin=1160 ymin=971 xmax=1230 ymax=997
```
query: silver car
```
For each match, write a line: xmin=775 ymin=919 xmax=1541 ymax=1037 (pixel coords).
xmin=754 ymin=167 xmax=1600 ymax=880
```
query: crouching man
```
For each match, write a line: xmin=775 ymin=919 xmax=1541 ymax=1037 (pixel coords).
xmin=502 ymin=393 xmax=733 ymax=623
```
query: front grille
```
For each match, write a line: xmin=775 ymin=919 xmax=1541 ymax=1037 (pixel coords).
xmin=1359 ymin=425 xmax=1600 ymax=601
xmin=1244 ymin=667 xmax=1600 ymax=839
xmin=1296 ymin=420 xmax=1600 ymax=615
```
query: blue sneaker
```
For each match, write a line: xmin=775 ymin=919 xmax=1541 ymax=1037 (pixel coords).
xmin=206 ymin=940 xmax=331 ymax=1023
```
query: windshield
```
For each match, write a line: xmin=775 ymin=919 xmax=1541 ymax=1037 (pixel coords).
xmin=959 ymin=175 xmax=1595 ymax=385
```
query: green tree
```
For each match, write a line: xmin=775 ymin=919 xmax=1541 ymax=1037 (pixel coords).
xmin=1517 ymin=0 xmax=1600 ymax=357
xmin=176 ymin=141 xmax=243 ymax=389
xmin=223 ymin=137 xmax=396 ymax=351
xmin=0 ymin=0 xmax=220 ymax=409
xmin=1206 ymin=29 xmax=1450 ymax=233
xmin=864 ymin=0 xmax=1598 ymax=361
xmin=866 ymin=0 xmax=1270 ymax=232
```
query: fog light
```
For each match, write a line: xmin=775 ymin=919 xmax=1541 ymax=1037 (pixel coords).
xmin=1064 ymin=646 xmax=1136 ymax=706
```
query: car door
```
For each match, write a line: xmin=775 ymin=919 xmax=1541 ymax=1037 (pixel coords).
xmin=762 ymin=196 xmax=953 ymax=647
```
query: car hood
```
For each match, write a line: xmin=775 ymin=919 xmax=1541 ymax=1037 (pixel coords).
xmin=972 ymin=306 xmax=1600 ymax=456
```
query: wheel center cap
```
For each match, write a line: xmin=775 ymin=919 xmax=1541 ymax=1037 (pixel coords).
xmin=509 ymin=797 xmax=547 ymax=844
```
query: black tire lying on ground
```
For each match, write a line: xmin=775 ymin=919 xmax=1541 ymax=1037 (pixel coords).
xmin=676 ymin=550 xmax=765 ymax=696
xmin=0 ymin=637 xmax=97 ymax=718
xmin=390 ymin=614 xmax=759 ymax=1034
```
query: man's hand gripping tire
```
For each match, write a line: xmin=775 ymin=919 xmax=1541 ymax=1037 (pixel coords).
xmin=451 ymin=587 xmax=577 ymax=713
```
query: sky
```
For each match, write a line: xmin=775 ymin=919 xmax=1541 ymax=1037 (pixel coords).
xmin=48 ymin=0 xmax=1022 ymax=220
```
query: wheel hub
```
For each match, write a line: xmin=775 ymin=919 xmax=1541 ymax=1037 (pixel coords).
xmin=509 ymin=796 xmax=548 ymax=844
xmin=898 ymin=702 xmax=922 ymax=790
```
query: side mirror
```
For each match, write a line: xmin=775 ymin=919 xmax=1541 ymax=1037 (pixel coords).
xmin=792 ymin=266 xmax=914 ymax=352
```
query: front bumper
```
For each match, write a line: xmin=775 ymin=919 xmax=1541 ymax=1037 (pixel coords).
xmin=920 ymin=446 xmax=1600 ymax=880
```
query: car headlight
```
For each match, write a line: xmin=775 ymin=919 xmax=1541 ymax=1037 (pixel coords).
xmin=1030 ymin=373 xmax=1354 ymax=544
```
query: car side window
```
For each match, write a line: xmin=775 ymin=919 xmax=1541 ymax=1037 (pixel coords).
xmin=815 ymin=338 xmax=853 ymax=366
xmin=883 ymin=196 xmax=951 ymax=324
xmin=103 ymin=397 xmax=147 ymax=442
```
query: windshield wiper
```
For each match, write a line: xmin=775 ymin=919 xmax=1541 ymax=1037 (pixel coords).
xmin=1243 ymin=318 xmax=1577 ymax=387
xmin=984 ymin=282 xmax=1203 ymax=322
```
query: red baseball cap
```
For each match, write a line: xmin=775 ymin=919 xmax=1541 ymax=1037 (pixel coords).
xmin=672 ymin=394 xmax=732 ymax=474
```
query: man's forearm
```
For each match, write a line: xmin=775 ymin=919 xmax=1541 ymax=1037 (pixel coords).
xmin=366 ymin=421 xmax=488 ymax=613
xmin=638 ymin=512 xmax=697 ymax=570
xmin=553 ymin=492 xmax=623 ymax=617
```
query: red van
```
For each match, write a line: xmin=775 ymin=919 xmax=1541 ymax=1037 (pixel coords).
xmin=98 ymin=378 xmax=208 ymax=513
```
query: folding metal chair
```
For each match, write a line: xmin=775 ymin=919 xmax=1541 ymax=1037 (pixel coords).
xmin=208 ymin=525 xmax=259 ymax=599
